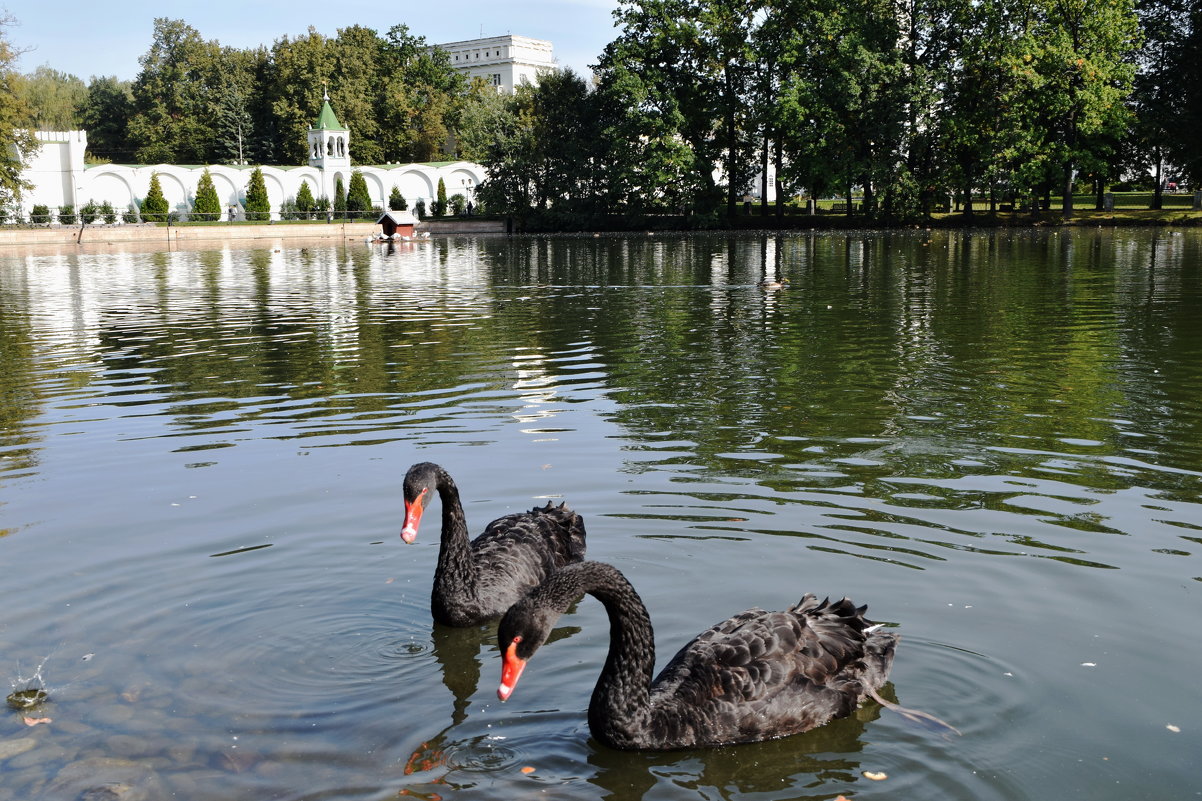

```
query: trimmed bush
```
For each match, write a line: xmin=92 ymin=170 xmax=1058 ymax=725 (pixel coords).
xmin=334 ymin=176 xmax=346 ymax=218
xmin=296 ymin=181 xmax=315 ymax=218
xmin=193 ymin=169 xmax=222 ymax=222
xmin=244 ymin=167 xmax=270 ymax=221
xmin=389 ymin=186 xmax=406 ymax=211
xmin=141 ymin=174 xmax=169 ymax=222
xmin=31 ymin=204 xmax=51 ymax=225
xmin=347 ymin=170 xmax=372 ymax=218
xmin=59 ymin=204 xmax=78 ymax=225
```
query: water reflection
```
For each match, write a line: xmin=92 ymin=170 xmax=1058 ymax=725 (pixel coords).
xmin=2 ymin=231 xmax=1201 ymax=801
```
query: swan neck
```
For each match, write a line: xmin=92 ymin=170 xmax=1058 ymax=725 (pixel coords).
xmin=432 ymin=471 xmax=477 ymax=593
xmin=576 ymin=563 xmax=656 ymax=748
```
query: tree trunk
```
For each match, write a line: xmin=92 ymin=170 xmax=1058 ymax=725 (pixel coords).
xmin=1152 ymin=149 xmax=1163 ymax=210
xmin=774 ymin=137 xmax=784 ymax=222
xmin=760 ymin=129 xmax=770 ymax=217
xmin=1062 ymin=159 xmax=1074 ymax=220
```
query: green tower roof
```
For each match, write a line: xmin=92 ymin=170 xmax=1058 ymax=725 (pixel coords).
xmin=314 ymin=95 xmax=346 ymax=131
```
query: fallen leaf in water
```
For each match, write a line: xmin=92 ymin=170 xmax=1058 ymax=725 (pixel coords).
xmin=23 ymin=716 xmax=52 ymax=726
xmin=862 ymin=771 xmax=887 ymax=781
xmin=521 ymin=766 xmax=536 ymax=774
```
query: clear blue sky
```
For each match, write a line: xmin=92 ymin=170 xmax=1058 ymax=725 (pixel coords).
xmin=5 ymin=0 xmax=621 ymax=82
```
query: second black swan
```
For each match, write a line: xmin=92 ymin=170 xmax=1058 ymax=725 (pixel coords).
xmin=400 ymin=462 xmax=587 ymax=627
xmin=497 ymin=561 xmax=953 ymax=750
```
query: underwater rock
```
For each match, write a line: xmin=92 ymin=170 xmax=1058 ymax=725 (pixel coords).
xmin=40 ymin=757 xmax=168 ymax=801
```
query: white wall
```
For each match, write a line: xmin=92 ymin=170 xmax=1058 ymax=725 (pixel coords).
xmin=18 ymin=131 xmax=487 ymax=222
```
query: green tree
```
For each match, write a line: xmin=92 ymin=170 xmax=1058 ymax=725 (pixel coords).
xmin=0 ymin=14 xmax=36 ymax=210
xmin=80 ymin=76 xmax=134 ymax=162
xmin=347 ymin=169 xmax=371 ymax=216
xmin=244 ymin=166 xmax=270 ymax=221
xmin=388 ymin=185 xmax=404 ymax=210
xmin=434 ymin=176 xmax=447 ymax=215
xmin=17 ymin=66 xmax=86 ymax=130
xmin=267 ymin=28 xmax=332 ymax=164
xmin=141 ymin=173 xmax=170 ymax=222
xmin=57 ymin=203 xmax=76 ymax=225
xmin=192 ymin=168 xmax=221 ymax=221
xmin=296 ymin=180 xmax=315 ymax=217
xmin=454 ymin=77 xmax=515 ymax=163
xmin=128 ymin=18 xmax=225 ymax=163
xmin=333 ymin=175 xmax=347 ymax=217
xmin=1019 ymin=0 xmax=1140 ymax=217
xmin=329 ymin=26 xmax=384 ymax=164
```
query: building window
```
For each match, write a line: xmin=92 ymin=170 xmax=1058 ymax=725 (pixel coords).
xmin=491 ymin=74 xmax=502 ymax=86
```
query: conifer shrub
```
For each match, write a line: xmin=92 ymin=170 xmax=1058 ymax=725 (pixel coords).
xmin=141 ymin=174 xmax=170 ymax=222
xmin=193 ymin=169 xmax=222 ymax=222
xmin=244 ymin=167 xmax=270 ymax=221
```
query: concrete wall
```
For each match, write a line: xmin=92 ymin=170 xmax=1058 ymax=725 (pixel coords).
xmin=17 ymin=131 xmax=487 ymax=223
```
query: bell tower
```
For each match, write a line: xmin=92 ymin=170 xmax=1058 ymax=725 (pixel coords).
xmin=307 ymin=88 xmax=350 ymax=198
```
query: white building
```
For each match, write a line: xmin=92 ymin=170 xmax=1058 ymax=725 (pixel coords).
xmin=17 ymin=94 xmax=486 ymax=222
xmin=431 ymin=34 xmax=556 ymax=94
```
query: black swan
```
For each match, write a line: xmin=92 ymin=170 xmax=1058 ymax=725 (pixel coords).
xmin=400 ymin=462 xmax=587 ymax=627
xmin=497 ymin=561 xmax=955 ymax=750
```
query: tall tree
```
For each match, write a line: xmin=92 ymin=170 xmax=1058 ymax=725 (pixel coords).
xmin=1020 ymin=0 xmax=1140 ymax=217
xmin=80 ymin=77 xmax=134 ymax=162
xmin=0 ymin=14 xmax=36 ymax=211
xmin=267 ymin=27 xmax=332 ymax=164
xmin=128 ymin=18 xmax=226 ymax=163
xmin=17 ymin=66 xmax=86 ymax=130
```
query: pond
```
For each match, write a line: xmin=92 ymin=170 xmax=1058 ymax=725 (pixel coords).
xmin=0 ymin=230 xmax=1199 ymax=801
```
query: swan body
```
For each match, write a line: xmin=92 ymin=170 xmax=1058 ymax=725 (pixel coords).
xmin=401 ymin=462 xmax=586 ymax=627
xmin=497 ymin=561 xmax=898 ymax=750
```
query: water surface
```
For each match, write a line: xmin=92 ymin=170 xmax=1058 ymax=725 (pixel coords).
xmin=1 ymin=230 xmax=1200 ymax=800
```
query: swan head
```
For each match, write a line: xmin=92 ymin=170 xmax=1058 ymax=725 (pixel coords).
xmin=400 ymin=462 xmax=441 ymax=543
xmin=496 ymin=600 xmax=558 ymax=701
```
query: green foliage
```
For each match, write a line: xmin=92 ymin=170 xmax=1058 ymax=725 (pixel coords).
xmin=432 ymin=176 xmax=447 ymax=215
xmin=80 ymin=200 xmax=100 ymax=224
xmin=414 ymin=197 xmax=426 ymax=218
xmin=122 ymin=206 xmax=140 ymax=223
xmin=81 ymin=77 xmax=134 ymax=162
xmin=244 ymin=166 xmax=270 ymax=221
xmin=389 ymin=186 xmax=405 ymax=210
xmin=0 ymin=17 xmax=36 ymax=209
xmin=192 ymin=169 xmax=222 ymax=221
xmin=347 ymin=170 xmax=372 ymax=217
xmin=141 ymin=173 xmax=170 ymax=222
xmin=30 ymin=204 xmax=50 ymax=225
xmin=296 ymin=181 xmax=315 ymax=217
xmin=16 ymin=65 xmax=86 ymax=130
xmin=450 ymin=193 xmax=466 ymax=215
xmin=58 ymin=204 xmax=77 ymax=225
xmin=334 ymin=176 xmax=347 ymax=215
xmin=101 ymin=201 xmax=117 ymax=224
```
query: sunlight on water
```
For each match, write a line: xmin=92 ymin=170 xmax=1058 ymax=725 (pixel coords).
xmin=1 ymin=231 xmax=1200 ymax=801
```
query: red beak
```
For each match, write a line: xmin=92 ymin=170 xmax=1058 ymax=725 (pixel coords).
xmin=498 ymin=639 xmax=526 ymax=701
xmin=401 ymin=489 xmax=427 ymax=544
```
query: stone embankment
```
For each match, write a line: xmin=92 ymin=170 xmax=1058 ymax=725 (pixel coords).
xmin=0 ymin=218 xmax=506 ymax=251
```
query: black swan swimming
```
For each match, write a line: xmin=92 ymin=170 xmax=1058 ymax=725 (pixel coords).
xmin=400 ymin=462 xmax=587 ymax=627
xmin=497 ymin=561 xmax=953 ymax=750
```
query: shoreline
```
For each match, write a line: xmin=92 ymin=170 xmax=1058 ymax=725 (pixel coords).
xmin=0 ymin=218 xmax=508 ymax=253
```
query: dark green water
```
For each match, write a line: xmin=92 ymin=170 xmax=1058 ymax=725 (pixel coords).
xmin=0 ymin=230 xmax=1199 ymax=800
